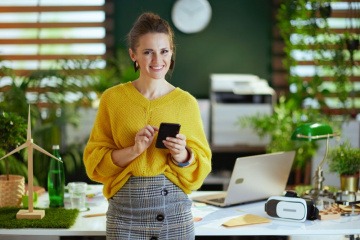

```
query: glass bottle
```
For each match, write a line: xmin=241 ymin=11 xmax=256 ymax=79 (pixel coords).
xmin=47 ymin=145 xmax=65 ymax=208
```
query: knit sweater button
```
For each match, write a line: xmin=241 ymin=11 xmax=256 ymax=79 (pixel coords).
xmin=156 ymin=214 xmax=164 ymax=221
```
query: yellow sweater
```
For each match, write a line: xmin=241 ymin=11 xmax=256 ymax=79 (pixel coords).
xmin=83 ymin=82 xmax=212 ymax=199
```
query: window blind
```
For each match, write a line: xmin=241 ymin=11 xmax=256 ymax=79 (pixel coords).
xmin=0 ymin=0 xmax=114 ymax=106
xmin=272 ymin=0 xmax=360 ymax=116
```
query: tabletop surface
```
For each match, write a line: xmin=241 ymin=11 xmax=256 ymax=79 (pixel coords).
xmin=0 ymin=185 xmax=359 ymax=236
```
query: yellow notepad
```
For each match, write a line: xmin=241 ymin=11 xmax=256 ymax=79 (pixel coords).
xmin=222 ymin=214 xmax=271 ymax=227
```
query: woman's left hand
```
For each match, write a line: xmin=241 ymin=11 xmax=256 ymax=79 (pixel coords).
xmin=163 ymin=133 xmax=189 ymax=163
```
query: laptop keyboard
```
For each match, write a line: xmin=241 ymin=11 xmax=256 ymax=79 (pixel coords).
xmin=209 ymin=197 xmax=225 ymax=203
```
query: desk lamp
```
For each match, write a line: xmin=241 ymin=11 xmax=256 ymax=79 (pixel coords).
xmin=291 ymin=123 xmax=338 ymax=198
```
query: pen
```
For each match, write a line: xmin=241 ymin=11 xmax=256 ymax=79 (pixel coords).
xmin=83 ymin=213 xmax=106 ymax=218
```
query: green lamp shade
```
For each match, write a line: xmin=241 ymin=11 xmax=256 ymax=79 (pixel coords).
xmin=291 ymin=123 xmax=334 ymax=141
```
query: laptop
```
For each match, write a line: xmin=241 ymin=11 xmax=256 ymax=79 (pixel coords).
xmin=192 ymin=151 xmax=296 ymax=207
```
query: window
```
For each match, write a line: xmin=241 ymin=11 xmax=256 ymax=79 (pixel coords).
xmin=0 ymin=0 xmax=114 ymax=106
xmin=272 ymin=0 xmax=360 ymax=116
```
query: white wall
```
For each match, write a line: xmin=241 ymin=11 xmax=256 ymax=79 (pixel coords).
xmin=65 ymin=108 xmax=97 ymax=145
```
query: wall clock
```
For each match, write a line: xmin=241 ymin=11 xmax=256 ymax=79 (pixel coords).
xmin=171 ymin=0 xmax=212 ymax=34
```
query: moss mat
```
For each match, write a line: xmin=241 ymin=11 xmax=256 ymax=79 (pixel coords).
xmin=0 ymin=207 xmax=79 ymax=229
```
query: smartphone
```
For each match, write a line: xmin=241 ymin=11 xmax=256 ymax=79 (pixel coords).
xmin=155 ymin=123 xmax=181 ymax=149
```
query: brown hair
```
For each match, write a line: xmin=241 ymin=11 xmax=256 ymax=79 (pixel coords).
xmin=127 ymin=12 xmax=175 ymax=54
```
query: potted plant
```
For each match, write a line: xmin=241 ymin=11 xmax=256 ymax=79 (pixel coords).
xmin=0 ymin=111 xmax=28 ymax=207
xmin=239 ymin=96 xmax=336 ymax=186
xmin=328 ymin=141 xmax=360 ymax=192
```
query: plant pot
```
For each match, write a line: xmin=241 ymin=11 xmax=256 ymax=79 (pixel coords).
xmin=340 ymin=174 xmax=359 ymax=192
xmin=346 ymin=38 xmax=360 ymax=52
xmin=0 ymin=175 xmax=25 ymax=207
xmin=319 ymin=3 xmax=332 ymax=19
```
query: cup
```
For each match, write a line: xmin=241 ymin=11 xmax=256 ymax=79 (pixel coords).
xmin=67 ymin=182 xmax=87 ymax=211
xmin=22 ymin=192 xmax=38 ymax=208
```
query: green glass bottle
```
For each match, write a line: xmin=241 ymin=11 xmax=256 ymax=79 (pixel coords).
xmin=47 ymin=145 xmax=65 ymax=208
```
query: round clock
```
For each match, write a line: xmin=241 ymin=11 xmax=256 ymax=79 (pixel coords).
xmin=171 ymin=0 xmax=212 ymax=34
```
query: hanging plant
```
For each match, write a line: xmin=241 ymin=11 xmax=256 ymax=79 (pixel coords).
xmin=277 ymin=0 xmax=336 ymax=110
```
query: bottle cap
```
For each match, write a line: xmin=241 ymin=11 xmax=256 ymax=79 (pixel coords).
xmin=52 ymin=145 xmax=60 ymax=150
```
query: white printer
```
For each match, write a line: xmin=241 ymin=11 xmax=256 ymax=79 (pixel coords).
xmin=210 ymin=74 xmax=275 ymax=147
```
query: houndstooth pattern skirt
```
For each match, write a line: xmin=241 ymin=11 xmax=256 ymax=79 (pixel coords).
xmin=106 ymin=175 xmax=194 ymax=240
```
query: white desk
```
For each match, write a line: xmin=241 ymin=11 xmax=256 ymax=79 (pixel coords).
xmin=0 ymin=187 xmax=359 ymax=237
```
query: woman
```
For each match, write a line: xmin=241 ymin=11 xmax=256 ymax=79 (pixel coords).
xmin=83 ymin=12 xmax=211 ymax=240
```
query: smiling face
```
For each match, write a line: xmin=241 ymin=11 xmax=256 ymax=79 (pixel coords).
xmin=130 ymin=33 xmax=173 ymax=81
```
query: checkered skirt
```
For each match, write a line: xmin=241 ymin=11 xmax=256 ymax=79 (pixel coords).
xmin=106 ymin=175 xmax=194 ymax=240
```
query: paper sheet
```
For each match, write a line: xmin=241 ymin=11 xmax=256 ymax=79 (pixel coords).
xmin=222 ymin=214 xmax=271 ymax=227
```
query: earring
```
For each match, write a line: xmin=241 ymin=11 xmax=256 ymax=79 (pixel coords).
xmin=170 ymin=59 xmax=175 ymax=70
xmin=133 ymin=61 xmax=139 ymax=72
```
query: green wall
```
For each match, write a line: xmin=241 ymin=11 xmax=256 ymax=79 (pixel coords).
xmin=114 ymin=0 xmax=272 ymax=98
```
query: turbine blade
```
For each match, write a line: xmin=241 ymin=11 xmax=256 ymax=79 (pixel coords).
xmin=0 ymin=143 xmax=28 ymax=161
xmin=32 ymin=143 xmax=62 ymax=163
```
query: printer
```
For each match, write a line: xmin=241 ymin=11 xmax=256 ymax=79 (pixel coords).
xmin=210 ymin=74 xmax=275 ymax=147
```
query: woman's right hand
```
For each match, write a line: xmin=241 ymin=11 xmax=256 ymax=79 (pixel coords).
xmin=111 ymin=125 xmax=158 ymax=168
xmin=133 ymin=125 xmax=159 ymax=155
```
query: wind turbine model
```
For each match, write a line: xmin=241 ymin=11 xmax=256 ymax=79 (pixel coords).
xmin=0 ymin=105 xmax=61 ymax=219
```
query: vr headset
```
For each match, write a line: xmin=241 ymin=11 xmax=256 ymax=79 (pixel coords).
xmin=264 ymin=191 xmax=319 ymax=222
